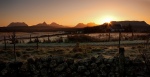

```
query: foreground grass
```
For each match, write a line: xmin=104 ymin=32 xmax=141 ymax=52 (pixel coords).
xmin=0 ymin=43 xmax=149 ymax=62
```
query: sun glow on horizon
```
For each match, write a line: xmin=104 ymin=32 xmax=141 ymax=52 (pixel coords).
xmin=102 ymin=15 xmax=116 ymax=24
xmin=94 ymin=15 xmax=118 ymax=25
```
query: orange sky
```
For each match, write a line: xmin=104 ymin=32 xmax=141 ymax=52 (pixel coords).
xmin=0 ymin=0 xmax=150 ymax=27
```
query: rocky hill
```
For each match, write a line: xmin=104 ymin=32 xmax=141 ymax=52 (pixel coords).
xmin=75 ymin=22 xmax=98 ymax=28
xmin=7 ymin=22 xmax=28 ymax=27
xmin=32 ymin=22 xmax=49 ymax=27
xmin=49 ymin=22 xmax=67 ymax=28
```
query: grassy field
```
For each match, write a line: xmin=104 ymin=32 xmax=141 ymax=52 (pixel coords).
xmin=0 ymin=32 xmax=150 ymax=62
xmin=0 ymin=41 xmax=149 ymax=62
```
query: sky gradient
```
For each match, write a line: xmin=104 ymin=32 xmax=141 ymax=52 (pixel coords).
xmin=0 ymin=0 xmax=150 ymax=27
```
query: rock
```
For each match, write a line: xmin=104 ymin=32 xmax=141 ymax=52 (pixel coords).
xmin=40 ymin=68 xmax=48 ymax=76
xmin=0 ymin=61 xmax=6 ymax=71
xmin=91 ymin=57 xmax=96 ymax=62
xmin=101 ymin=71 xmax=107 ymax=76
xmin=103 ymin=58 xmax=109 ymax=64
xmin=9 ymin=61 xmax=23 ymax=69
xmin=100 ymin=64 xmax=106 ymax=68
xmin=55 ymin=63 xmax=68 ymax=72
xmin=96 ymin=56 xmax=103 ymax=64
xmin=69 ymin=64 xmax=77 ymax=71
xmin=107 ymin=58 xmax=114 ymax=64
xmin=27 ymin=58 xmax=35 ymax=64
xmin=91 ymin=63 xmax=97 ymax=69
xmin=77 ymin=66 xmax=86 ymax=73
xmin=71 ymin=72 xmax=78 ymax=77
xmin=84 ymin=70 xmax=90 ymax=76
xmin=125 ymin=57 xmax=131 ymax=65
xmin=55 ymin=56 xmax=65 ymax=64
xmin=66 ymin=58 xmax=74 ymax=65
xmin=66 ymin=68 xmax=72 ymax=74
xmin=50 ymin=60 xmax=57 ymax=68
xmin=91 ymin=69 xmax=98 ymax=75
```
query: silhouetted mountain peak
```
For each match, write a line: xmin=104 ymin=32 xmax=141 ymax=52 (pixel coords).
xmin=50 ymin=22 xmax=66 ymax=28
xmin=75 ymin=23 xmax=86 ymax=28
xmin=50 ymin=22 xmax=59 ymax=26
xmin=75 ymin=22 xmax=98 ymax=28
xmin=42 ymin=22 xmax=47 ymax=25
xmin=87 ymin=22 xmax=97 ymax=26
xmin=7 ymin=22 xmax=28 ymax=27
xmin=35 ymin=22 xmax=48 ymax=26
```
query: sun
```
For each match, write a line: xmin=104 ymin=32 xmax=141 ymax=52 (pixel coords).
xmin=103 ymin=17 xmax=113 ymax=23
xmin=94 ymin=15 xmax=117 ymax=25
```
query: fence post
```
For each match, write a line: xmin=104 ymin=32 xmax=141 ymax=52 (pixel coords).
xmin=119 ymin=48 xmax=125 ymax=77
xmin=36 ymin=36 xmax=39 ymax=49
xmin=13 ymin=32 xmax=16 ymax=61
xmin=48 ymin=35 xmax=50 ymax=42
xmin=119 ymin=31 xmax=121 ymax=48
xmin=30 ymin=34 xmax=32 ymax=42
xmin=108 ymin=31 xmax=110 ymax=41
xmin=4 ymin=36 xmax=6 ymax=50
xmin=132 ymin=31 xmax=134 ymax=41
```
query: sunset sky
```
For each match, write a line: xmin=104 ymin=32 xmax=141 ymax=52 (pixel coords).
xmin=0 ymin=0 xmax=150 ymax=27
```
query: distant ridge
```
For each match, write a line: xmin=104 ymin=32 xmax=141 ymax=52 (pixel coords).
xmin=32 ymin=22 xmax=68 ymax=28
xmin=75 ymin=23 xmax=86 ymax=28
xmin=75 ymin=22 xmax=98 ymax=28
xmin=33 ymin=22 xmax=49 ymax=26
xmin=49 ymin=22 xmax=67 ymax=28
xmin=7 ymin=22 xmax=28 ymax=27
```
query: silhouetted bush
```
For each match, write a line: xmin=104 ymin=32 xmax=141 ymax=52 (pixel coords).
xmin=67 ymin=34 xmax=100 ymax=42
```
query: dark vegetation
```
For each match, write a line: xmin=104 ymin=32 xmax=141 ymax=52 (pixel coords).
xmin=67 ymin=34 xmax=100 ymax=42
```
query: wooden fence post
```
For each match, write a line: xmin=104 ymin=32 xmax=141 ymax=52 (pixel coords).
xmin=119 ymin=31 xmax=121 ymax=48
xmin=30 ymin=34 xmax=32 ymax=42
xmin=108 ymin=31 xmax=110 ymax=41
xmin=132 ymin=31 xmax=134 ymax=41
xmin=4 ymin=36 xmax=6 ymax=50
xmin=36 ymin=36 xmax=39 ymax=49
xmin=48 ymin=35 xmax=50 ymax=42
xmin=13 ymin=32 xmax=16 ymax=61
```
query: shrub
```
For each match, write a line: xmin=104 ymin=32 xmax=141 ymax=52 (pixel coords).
xmin=67 ymin=34 xmax=100 ymax=42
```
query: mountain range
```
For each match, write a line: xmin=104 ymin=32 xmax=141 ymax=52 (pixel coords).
xmin=5 ymin=21 xmax=150 ymax=28
xmin=6 ymin=22 xmax=98 ymax=28
xmin=31 ymin=22 xmax=68 ymax=28
xmin=1 ymin=21 xmax=150 ymax=32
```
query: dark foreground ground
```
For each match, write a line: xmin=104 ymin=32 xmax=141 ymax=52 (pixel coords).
xmin=0 ymin=54 xmax=150 ymax=77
